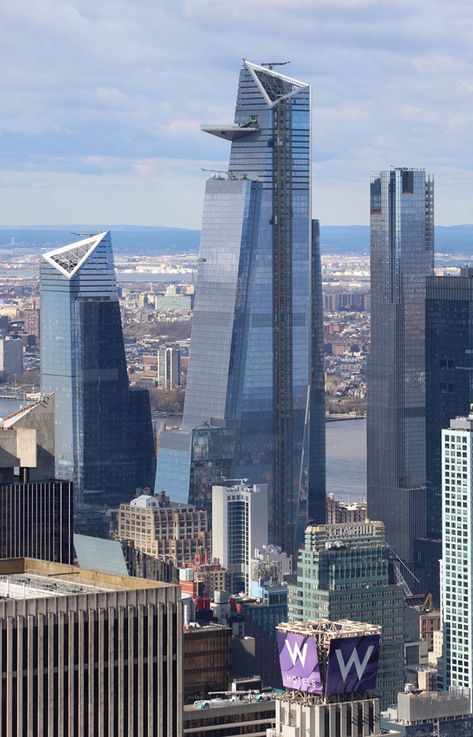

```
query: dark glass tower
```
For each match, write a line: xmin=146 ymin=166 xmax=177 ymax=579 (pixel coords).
xmin=416 ymin=268 xmax=473 ymax=601
xmin=367 ymin=168 xmax=434 ymax=572
xmin=40 ymin=232 xmax=155 ymax=506
xmin=157 ymin=61 xmax=325 ymax=554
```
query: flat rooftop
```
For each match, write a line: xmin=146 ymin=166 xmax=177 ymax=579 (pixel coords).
xmin=0 ymin=558 xmax=170 ymax=600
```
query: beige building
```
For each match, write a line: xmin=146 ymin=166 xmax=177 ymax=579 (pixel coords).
xmin=0 ymin=557 xmax=182 ymax=737
xmin=117 ymin=491 xmax=210 ymax=567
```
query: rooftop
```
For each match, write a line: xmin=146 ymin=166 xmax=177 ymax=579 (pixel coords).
xmin=0 ymin=558 xmax=169 ymax=601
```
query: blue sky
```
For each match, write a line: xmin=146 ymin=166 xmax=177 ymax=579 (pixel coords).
xmin=1 ymin=0 xmax=472 ymax=226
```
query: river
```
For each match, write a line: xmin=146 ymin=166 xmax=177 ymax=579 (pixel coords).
xmin=326 ymin=418 xmax=366 ymax=502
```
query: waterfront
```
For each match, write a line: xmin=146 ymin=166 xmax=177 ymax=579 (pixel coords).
xmin=326 ymin=418 xmax=366 ymax=502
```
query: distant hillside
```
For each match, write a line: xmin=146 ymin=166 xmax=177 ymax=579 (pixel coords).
xmin=319 ymin=225 xmax=473 ymax=254
xmin=0 ymin=224 xmax=471 ymax=255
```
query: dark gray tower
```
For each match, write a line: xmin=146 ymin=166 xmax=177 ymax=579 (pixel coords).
xmin=416 ymin=268 xmax=473 ymax=602
xmin=367 ymin=168 xmax=434 ymax=572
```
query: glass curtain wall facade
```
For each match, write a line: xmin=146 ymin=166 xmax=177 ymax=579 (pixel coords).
xmin=367 ymin=168 xmax=434 ymax=572
xmin=417 ymin=270 xmax=473 ymax=602
xmin=40 ymin=232 xmax=155 ymax=505
xmin=165 ymin=60 xmax=325 ymax=555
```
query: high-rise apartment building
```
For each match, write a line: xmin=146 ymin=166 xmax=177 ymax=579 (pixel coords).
xmin=117 ymin=490 xmax=210 ymax=567
xmin=40 ymin=231 xmax=155 ymax=505
xmin=156 ymin=60 xmax=325 ymax=554
xmin=288 ymin=521 xmax=405 ymax=707
xmin=212 ymin=481 xmax=268 ymax=594
xmin=368 ymin=168 xmax=434 ymax=571
xmin=417 ymin=268 xmax=473 ymax=602
xmin=158 ymin=346 xmax=181 ymax=389
xmin=0 ymin=337 xmax=23 ymax=380
xmin=441 ymin=409 xmax=473 ymax=707
xmin=0 ymin=557 xmax=182 ymax=737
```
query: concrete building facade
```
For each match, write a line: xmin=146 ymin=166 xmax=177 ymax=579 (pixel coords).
xmin=0 ymin=557 xmax=182 ymax=737
xmin=117 ymin=491 xmax=210 ymax=567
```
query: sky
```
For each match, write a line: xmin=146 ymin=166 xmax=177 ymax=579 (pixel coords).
xmin=0 ymin=0 xmax=472 ymax=227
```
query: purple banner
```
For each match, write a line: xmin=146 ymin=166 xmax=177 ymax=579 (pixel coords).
xmin=277 ymin=631 xmax=323 ymax=694
xmin=326 ymin=635 xmax=380 ymax=695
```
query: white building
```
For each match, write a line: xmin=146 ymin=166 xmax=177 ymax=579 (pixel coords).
xmin=441 ymin=407 xmax=473 ymax=707
xmin=212 ymin=482 xmax=268 ymax=595
xmin=250 ymin=544 xmax=292 ymax=596
xmin=0 ymin=337 xmax=23 ymax=380
xmin=158 ymin=346 xmax=181 ymax=389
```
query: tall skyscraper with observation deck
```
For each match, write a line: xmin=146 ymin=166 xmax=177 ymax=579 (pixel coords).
xmin=367 ymin=168 xmax=434 ymax=574
xmin=40 ymin=231 xmax=155 ymax=506
xmin=156 ymin=60 xmax=325 ymax=555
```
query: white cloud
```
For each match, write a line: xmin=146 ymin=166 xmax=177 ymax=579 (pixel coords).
xmin=0 ymin=0 xmax=471 ymax=224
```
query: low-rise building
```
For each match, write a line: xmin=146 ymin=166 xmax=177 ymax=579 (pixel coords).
xmin=183 ymin=692 xmax=275 ymax=737
xmin=183 ymin=623 xmax=232 ymax=704
xmin=382 ymin=688 xmax=473 ymax=736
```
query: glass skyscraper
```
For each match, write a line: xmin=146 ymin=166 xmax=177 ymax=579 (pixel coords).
xmin=40 ymin=231 xmax=155 ymax=506
xmin=367 ymin=168 xmax=434 ymax=572
xmin=416 ymin=268 xmax=473 ymax=602
xmin=157 ymin=60 xmax=325 ymax=554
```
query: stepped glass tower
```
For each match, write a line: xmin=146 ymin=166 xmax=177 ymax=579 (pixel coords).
xmin=156 ymin=61 xmax=325 ymax=555
xmin=40 ymin=231 xmax=155 ymax=505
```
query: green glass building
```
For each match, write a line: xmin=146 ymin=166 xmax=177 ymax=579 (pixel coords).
xmin=288 ymin=520 xmax=404 ymax=707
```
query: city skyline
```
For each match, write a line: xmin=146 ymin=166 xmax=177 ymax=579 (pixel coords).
xmin=0 ymin=2 xmax=471 ymax=227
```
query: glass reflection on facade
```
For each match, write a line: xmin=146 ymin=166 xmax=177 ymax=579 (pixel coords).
xmin=367 ymin=169 xmax=434 ymax=571
xmin=417 ymin=269 xmax=473 ymax=602
xmin=41 ymin=232 xmax=156 ymax=505
xmin=170 ymin=60 xmax=325 ymax=555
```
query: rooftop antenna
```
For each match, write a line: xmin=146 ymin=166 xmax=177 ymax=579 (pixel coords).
xmin=261 ymin=61 xmax=291 ymax=70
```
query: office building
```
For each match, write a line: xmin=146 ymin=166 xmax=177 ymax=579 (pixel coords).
xmin=0 ymin=394 xmax=72 ymax=563
xmin=0 ymin=337 xmax=23 ymax=380
xmin=158 ymin=345 xmax=181 ymax=389
xmin=212 ymin=481 xmax=268 ymax=594
xmin=156 ymin=420 xmax=237 ymax=510
xmin=183 ymin=623 xmax=232 ymax=703
xmin=382 ymin=688 xmax=473 ymax=736
xmin=441 ymin=410 xmax=473 ymax=706
xmin=417 ymin=268 xmax=473 ymax=602
xmin=183 ymin=692 xmax=275 ymax=737
xmin=0 ymin=557 xmax=182 ymax=737
xmin=157 ymin=60 xmax=326 ymax=554
xmin=368 ymin=168 xmax=434 ymax=571
xmin=237 ymin=583 xmax=289 ymax=687
xmin=117 ymin=491 xmax=210 ymax=567
xmin=188 ymin=420 xmax=237 ymax=515
xmin=288 ymin=521 xmax=405 ymax=707
xmin=40 ymin=231 xmax=155 ymax=505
